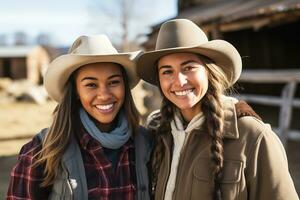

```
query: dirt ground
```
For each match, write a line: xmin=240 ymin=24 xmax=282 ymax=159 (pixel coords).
xmin=0 ymin=101 xmax=56 ymax=197
xmin=0 ymin=101 xmax=299 ymax=198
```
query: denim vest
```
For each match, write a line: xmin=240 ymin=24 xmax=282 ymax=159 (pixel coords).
xmin=37 ymin=126 xmax=153 ymax=200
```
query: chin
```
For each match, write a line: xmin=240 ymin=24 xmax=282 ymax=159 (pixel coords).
xmin=95 ymin=114 xmax=116 ymax=124
xmin=174 ymin=101 xmax=192 ymax=107
xmin=178 ymin=106 xmax=192 ymax=110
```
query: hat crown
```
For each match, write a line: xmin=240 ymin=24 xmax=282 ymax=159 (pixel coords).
xmin=156 ymin=19 xmax=208 ymax=50
xmin=69 ymin=34 xmax=118 ymax=55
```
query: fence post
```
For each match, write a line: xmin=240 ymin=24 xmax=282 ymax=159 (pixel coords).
xmin=278 ymin=82 xmax=297 ymax=147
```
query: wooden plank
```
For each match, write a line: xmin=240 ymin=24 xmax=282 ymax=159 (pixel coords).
xmin=234 ymin=70 xmax=300 ymax=148
xmin=235 ymin=94 xmax=300 ymax=108
xmin=273 ymin=129 xmax=300 ymax=141
xmin=239 ymin=70 xmax=300 ymax=83
xmin=278 ymin=82 xmax=297 ymax=147
xmin=293 ymin=99 xmax=300 ymax=107
xmin=235 ymin=94 xmax=282 ymax=106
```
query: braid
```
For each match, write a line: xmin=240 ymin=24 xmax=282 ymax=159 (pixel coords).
xmin=150 ymin=97 xmax=174 ymax=195
xmin=200 ymin=58 xmax=228 ymax=200
xmin=202 ymin=90 xmax=224 ymax=200
xmin=158 ymin=97 xmax=174 ymax=134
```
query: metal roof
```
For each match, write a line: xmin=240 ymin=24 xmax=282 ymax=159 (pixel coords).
xmin=177 ymin=0 xmax=300 ymax=24
xmin=142 ymin=0 xmax=300 ymax=48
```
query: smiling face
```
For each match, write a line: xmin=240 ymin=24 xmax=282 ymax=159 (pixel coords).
xmin=158 ymin=52 xmax=209 ymax=121
xmin=75 ymin=62 xmax=125 ymax=131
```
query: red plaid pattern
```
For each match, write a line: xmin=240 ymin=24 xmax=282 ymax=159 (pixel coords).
xmin=7 ymin=122 xmax=136 ymax=200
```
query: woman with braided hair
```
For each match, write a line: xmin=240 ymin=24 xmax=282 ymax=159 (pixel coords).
xmin=137 ymin=19 xmax=298 ymax=200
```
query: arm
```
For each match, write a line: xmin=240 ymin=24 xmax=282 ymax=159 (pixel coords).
xmin=246 ymin=121 xmax=299 ymax=200
xmin=6 ymin=135 xmax=51 ymax=200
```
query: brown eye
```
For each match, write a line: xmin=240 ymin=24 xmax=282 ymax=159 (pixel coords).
xmin=161 ymin=69 xmax=173 ymax=75
xmin=108 ymin=80 xmax=120 ymax=86
xmin=85 ymin=82 xmax=97 ymax=88
xmin=184 ymin=66 xmax=194 ymax=71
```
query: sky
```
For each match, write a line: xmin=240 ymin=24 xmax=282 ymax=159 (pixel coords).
xmin=0 ymin=0 xmax=177 ymax=47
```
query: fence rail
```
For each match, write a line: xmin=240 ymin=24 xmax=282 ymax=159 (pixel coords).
xmin=234 ymin=69 xmax=300 ymax=147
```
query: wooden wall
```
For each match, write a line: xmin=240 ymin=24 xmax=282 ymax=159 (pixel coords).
xmin=0 ymin=58 xmax=27 ymax=79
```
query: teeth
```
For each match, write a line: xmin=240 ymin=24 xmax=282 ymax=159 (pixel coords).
xmin=96 ymin=104 xmax=113 ymax=110
xmin=174 ymin=89 xmax=193 ymax=96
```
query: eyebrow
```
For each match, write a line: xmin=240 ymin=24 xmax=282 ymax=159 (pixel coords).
xmin=80 ymin=74 xmax=122 ymax=82
xmin=181 ymin=60 xmax=199 ymax=66
xmin=158 ymin=60 xmax=199 ymax=70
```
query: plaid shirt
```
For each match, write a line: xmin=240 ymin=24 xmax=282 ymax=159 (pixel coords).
xmin=7 ymin=122 xmax=136 ymax=200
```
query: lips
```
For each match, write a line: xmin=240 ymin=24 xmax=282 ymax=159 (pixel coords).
xmin=172 ymin=89 xmax=194 ymax=96
xmin=95 ymin=103 xmax=114 ymax=113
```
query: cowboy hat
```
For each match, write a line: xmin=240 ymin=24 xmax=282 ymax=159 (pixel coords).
xmin=137 ymin=19 xmax=242 ymax=86
xmin=44 ymin=34 xmax=142 ymax=102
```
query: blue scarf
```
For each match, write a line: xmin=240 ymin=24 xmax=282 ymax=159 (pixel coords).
xmin=79 ymin=108 xmax=131 ymax=149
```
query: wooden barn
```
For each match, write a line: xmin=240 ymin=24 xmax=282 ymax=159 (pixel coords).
xmin=142 ymin=0 xmax=300 ymax=146
xmin=0 ymin=45 xmax=50 ymax=85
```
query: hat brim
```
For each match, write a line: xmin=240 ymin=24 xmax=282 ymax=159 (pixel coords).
xmin=137 ymin=40 xmax=242 ymax=86
xmin=45 ymin=53 xmax=140 ymax=102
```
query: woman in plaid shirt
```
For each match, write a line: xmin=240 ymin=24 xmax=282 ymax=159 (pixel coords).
xmin=7 ymin=35 xmax=152 ymax=200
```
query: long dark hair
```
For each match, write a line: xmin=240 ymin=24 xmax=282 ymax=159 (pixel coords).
xmin=152 ymin=55 xmax=230 ymax=200
xmin=33 ymin=63 xmax=140 ymax=186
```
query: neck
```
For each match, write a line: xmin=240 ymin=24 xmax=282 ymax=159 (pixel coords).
xmin=180 ymin=104 xmax=202 ymax=122
xmin=93 ymin=118 xmax=118 ymax=133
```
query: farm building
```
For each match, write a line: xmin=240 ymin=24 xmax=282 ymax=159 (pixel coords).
xmin=0 ymin=45 xmax=50 ymax=85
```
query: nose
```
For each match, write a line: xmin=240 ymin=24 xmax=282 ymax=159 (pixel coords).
xmin=174 ymin=72 xmax=187 ymax=87
xmin=96 ymin=86 xmax=112 ymax=100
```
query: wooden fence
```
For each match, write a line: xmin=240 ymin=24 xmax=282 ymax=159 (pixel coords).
xmin=234 ymin=70 xmax=300 ymax=147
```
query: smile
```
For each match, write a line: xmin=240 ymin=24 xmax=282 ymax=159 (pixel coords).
xmin=173 ymin=89 xmax=194 ymax=96
xmin=95 ymin=103 xmax=114 ymax=113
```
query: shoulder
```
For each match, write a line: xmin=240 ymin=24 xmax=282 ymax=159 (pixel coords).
xmin=237 ymin=116 xmax=285 ymax=155
xmin=7 ymin=129 xmax=50 ymax=199
xmin=35 ymin=128 xmax=49 ymax=142
xmin=237 ymin=116 xmax=271 ymax=137
xmin=222 ymin=97 xmax=281 ymax=146
xmin=18 ymin=130 xmax=45 ymax=157
xmin=16 ymin=128 xmax=49 ymax=161
xmin=10 ymin=129 xmax=46 ymax=176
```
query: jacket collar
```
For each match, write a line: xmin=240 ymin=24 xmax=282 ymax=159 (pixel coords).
xmin=222 ymin=98 xmax=239 ymax=139
xmin=160 ymin=97 xmax=240 ymax=142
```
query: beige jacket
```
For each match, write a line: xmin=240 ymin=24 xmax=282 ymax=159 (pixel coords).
xmin=153 ymin=99 xmax=299 ymax=200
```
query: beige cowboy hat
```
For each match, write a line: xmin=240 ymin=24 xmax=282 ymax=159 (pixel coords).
xmin=137 ymin=19 xmax=242 ymax=86
xmin=44 ymin=34 xmax=142 ymax=102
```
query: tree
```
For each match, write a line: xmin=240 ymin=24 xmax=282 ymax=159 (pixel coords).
xmin=87 ymin=0 xmax=141 ymax=51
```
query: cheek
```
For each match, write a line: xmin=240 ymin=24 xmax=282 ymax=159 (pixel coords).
xmin=78 ymin=93 xmax=89 ymax=107
xmin=195 ymin=69 xmax=209 ymax=89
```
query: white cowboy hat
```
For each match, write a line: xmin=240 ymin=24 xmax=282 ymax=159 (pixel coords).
xmin=137 ymin=19 xmax=242 ymax=87
xmin=44 ymin=34 xmax=141 ymax=102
